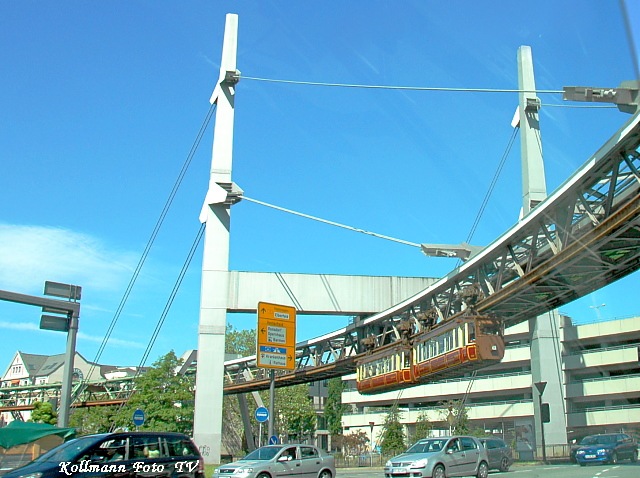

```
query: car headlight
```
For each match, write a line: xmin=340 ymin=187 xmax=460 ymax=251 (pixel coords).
xmin=410 ymin=459 xmax=429 ymax=469
xmin=576 ymin=450 xmax=585 ymax=455
xmin=17 ymin=473 xmax=42 ymax=478
xmin=238 ymin=467 xmax=254 ymax=473
xmin=385 ymin=460 xmax=393 ymax=467
xmin=597 ymin=449 xmax=608 ymax=454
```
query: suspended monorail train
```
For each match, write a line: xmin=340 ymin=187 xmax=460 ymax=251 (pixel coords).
xmin=356 ymin=315 xmax=504 ymax=394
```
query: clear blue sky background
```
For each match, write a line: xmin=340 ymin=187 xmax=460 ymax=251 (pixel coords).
xmin=0 ymin=1 xmax=637 ymax=372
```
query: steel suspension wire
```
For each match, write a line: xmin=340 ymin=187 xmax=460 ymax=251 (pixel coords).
xmin=241 ymin=75 xmax=564 ymax=94
xmin=137 ymin=222 xmax=206 ymax=369
xmin=242 ymin=196 xmax=421 ymax=248
xmin=465 ymin=127 xmax=519 ymax=244
xmin=75 ymin=103 xmax=217 ymax=405
xmin=110 ymin=223 xmax=205 ymax=427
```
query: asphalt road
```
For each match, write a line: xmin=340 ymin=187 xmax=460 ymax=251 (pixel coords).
xmin=335 ymin=462 xmax=640 ymax=478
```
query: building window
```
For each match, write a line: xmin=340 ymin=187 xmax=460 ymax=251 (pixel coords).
xmin=12 ymin=365 xmax=22 ymax=375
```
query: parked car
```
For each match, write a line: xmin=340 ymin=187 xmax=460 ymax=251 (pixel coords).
xmin=479 ymin=437 xmax=512 ymax=472
xmin=0 ymin=431 xmax=205 ymax=478
xmin=384 ymin=436 xmax=489 ymax=478
xmin=574 ymin=433 xmax=638 ymax=466
xmin=212 ymin=444 xmax=335 ymax=478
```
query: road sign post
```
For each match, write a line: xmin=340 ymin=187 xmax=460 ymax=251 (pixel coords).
xmin=257 ymin=302 xmax=296 ymax=441
xmin=255 ymin=407 xmax=269 ymax=422
xmin=255 ymin=407 xmax=269 ymax=448
xmin=133 ymin=409 xmax=145 ymax=429
xmin=256 ymin=302 xmax=297 ymax=371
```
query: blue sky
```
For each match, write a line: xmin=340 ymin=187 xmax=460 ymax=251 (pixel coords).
xmin=0 ymin=1 xmax=637 ymax=372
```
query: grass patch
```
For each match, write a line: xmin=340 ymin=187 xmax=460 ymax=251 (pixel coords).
xmin=205 ymin=464 xmax=218 ymax=476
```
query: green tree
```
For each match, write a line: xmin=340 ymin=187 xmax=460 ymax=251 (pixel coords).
xmin=440 ymin=399 xmax=470 ymax=435
xmin=275 ymin=384 xmax=316 ymax=442
xmin=413 ymin=412 xmax=433 ymax=441
xmin=69 ymin=405 xmax=118 ymax=435
xmin=225 ymin=324 xmax=256 ymax=357
xmin=223 ymin=326 xmax=258 ymax=455
xmin=114 ymin=351 xmax=194 ymax=434
xmin=29 ymin=401 xmax=57 ymax=425
xmin=380 ymin=407 xmax=406 ymax=455
xmin=333 ymin=430 xmax=369 ymax=455
xmin=325 ymin=378 xmax=346 ymax=438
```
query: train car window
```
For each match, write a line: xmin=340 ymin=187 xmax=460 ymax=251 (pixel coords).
xmin=468 ymin=323 xmax=476 ymax=342
xmin=478 ymin=320 xmax=502 ymax=336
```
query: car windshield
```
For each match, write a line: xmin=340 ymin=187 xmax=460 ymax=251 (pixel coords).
xmin=242 ymin=446 xmax=282 ymax=461
xmin=31 ymin=435 xmax=106 ymax=463
xmin=582 ymin=435 xmax=616 ymax=445
xmin=406 ymin=439 xmax=447 ymax=453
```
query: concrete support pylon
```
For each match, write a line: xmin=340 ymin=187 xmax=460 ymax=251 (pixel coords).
xmin=517 ymin=45 xmax=547 ymax=216
xmin=193 ymin=13 xmax=239 ymax=465
xmin=517 ymin=45 xmax=568 ymax=452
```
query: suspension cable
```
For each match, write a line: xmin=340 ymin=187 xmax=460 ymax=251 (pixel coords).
xmin=241 ymin=75 xmax=564 ymax=94
xmin=137 ymin=223 xmax=206 ymax=369
xmin=73 ymin=103 xmax=217 ymax=408
xmin=466 ymin=127 xmax=519 ymax=244
xmin=110 ymin=223 xmax=206 ymax=427
xmin=242 ymin=196 xmax=421 ymax=248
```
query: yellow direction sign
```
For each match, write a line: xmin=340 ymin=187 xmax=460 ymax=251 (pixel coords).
xmin=257 ymin=302 xmax=296 ymax=370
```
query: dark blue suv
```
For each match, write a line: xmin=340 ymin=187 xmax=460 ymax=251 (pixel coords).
xmin=574 ymin=433 xmax=638 ymax=466
xmin=0 ymin=431 xmax=205 ymax=478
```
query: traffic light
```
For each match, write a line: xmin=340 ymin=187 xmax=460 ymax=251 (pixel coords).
xmin=541 ymin=403 xmax=551 ymax=423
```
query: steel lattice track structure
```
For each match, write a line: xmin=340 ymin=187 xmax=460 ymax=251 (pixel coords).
xmin=0 ymin=378 xmax=136 ymax=417
xmin=223 ymin=111 xmax=640 ymax=395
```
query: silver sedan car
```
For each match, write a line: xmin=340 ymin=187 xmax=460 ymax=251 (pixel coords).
xmin=213 ymin=444 xmax=335 ymax=478
xmin=385 ymin=436 xmax=489 ymax=478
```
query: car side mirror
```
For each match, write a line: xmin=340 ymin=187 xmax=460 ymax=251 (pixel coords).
xmin=446 ymin=449 xmax=454 ymax=455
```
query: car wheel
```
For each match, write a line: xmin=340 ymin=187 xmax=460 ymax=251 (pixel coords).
xmin=476 ymin=461 xmax=488 ymax=478
xmin=257 ymin=473 xmax=271 ymax=478
xmin=632 ymin=450 xmax=638 ymax=463
xmin=579 ymin=462 xmax=586 ymax=467
xmin=432 ymin=464 xmax=446 ymax=478
xmin=500 ymin=457 xmax=510 ymax=472
xmin=610 ymin=452 xmax=618 ymax=464
xmin=319 ymin=470 xmax=332 ymax=478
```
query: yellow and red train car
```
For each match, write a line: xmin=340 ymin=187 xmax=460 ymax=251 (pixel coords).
xmin=356 ymin=315 xmax=504 ymax=395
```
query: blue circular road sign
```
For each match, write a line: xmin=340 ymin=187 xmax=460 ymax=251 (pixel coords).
xmin=133 ymin=409 xmax=145 ymax=426
xmin=255 ymin=407 xmax=269 ymax=423
xmin=269 ymin=435 xmax=279 ymax=445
